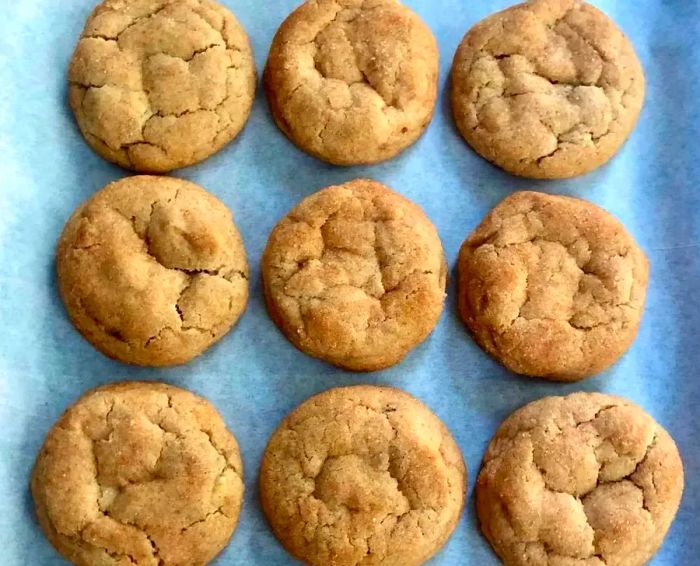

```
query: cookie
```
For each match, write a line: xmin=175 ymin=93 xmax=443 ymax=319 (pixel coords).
xmin=451 ymin=0 xmax=645 ymax=178
xmin=31 ymin=381 xmax=244 ymax=566
xmin=457 ymin=191 xmax=648 ymax=381
xmin=262 ymin=178 xmax=447 ymax=371
xmin=69 ymin=0 xmax=256 ymax=173
xmin=259 ymin=385 xmax=466 ymax=566
xmin=265 ymin=0 xmax=439 ymax=165
xmin=57 ymin=175 xmax=248 ymax=367
xmin=476 ymin=392 xmax=684 ymax=566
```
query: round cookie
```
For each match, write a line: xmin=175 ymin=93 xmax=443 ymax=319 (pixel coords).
xmin=259 ymin=385 xmax=466 ymax=566
xmin=457 ymin=191 xmax=648 ymax=381
xmin=69 ymin=0 xmax=256 ymax=173
xmin=262 ymin=178 xmax=447 ymax=371
xmin=476 ymin=392 xmax=684 ymax=566
xmin=451 ymin=0 xmax=645 ymax=178
xmin=57 ymin=175 xmax=249 ymax=366
xmin=31 ymin=381 xmax=244 ymax=566
xmin=265 ymin=0 xmax=439 ymax=165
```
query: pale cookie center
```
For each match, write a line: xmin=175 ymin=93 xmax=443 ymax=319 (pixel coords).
xmin=313 ymin=454 xmax=410 ymax=517
xmin=469 ymin=208 xmax=637 ymax=334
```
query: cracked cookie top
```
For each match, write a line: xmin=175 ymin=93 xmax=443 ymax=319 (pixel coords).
xmin=31 ymin=381 xmax=244 ymax=566
xmin=259 ymin=385 xmax=466 ymax=566
xmin=264 ymin=0 xmax=439 ymax=165
xmin=69 ymin=0 xmax=256 ymax=173
xmin=262 ymin=178 xmax=447 ymax=371
xmin=451 ymin=0 xmax=644 ymax=179
xmin=476 ymin=392 xmax=684 ymax=566
xmin=57 ymin=175 xmax=248 ymax=366
xmin=457 ymin=191 xmax=648 ymax=381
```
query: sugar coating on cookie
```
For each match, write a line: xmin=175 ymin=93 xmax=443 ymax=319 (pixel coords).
xmin=451 ymin=0 xmax=645 ymax=179
xmin=69 ymin=0 xmax=256 ymax=172
xmin=262 ymin=178 xmax=446 ymax=371
xmin=260 ymin=385 xmax=466 ymax=566
xmin=57 ymin=175 xmax=248 ymax=366
xmin=31 ymin=382 xmax=244 ymax=566
xmin=457 ymin=191 xmax=648 ymax=381
xmin=477 ymin=392 xmax=684 ymax=566
xmin=265 ymin=0 xmax=439 ymax=165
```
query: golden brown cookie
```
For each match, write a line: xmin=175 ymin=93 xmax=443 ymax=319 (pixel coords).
xmin=31 ymin=381 xmax=244 ymax=566
xmin=476 ymin=392 xmax=684 ymax=566
xmin=451 ymin=0 xmax=645 ymax=178
xmin=69 ymin=0 xmax=256 ymax=173
xmin=262 ymin=178 xmax=447 ymax=371
xmin=265 ymin=0 xmax=439 ymax=165
xmin=457 ymin=191 xmax=648 ymax=381
xmin=57 ymin=175 xmax=248 ymax=366
xmin=259 ymin=385 xmax=466 ymax=566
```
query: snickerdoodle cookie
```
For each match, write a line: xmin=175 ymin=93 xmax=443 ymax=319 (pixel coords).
xmin=265 ymin=0 xmax=439 ymax=165
xmin=69 ymin=0 xmax=256 ymax=173
xmin=477 ymin=392 xmax=684 ymax=566
xmin=259 ymin=385 xmax=466 ymax=566
xmin=57 ymin=175 xmax=248 ymax=366
xmin=262 ymin=178 xmax=447 ymax=371
xmin=451 ymin=0 xmax=645 ymax=178
xmin=31 ymin=381 xmax=244 ymax=566
xmin=457 ymin=191 xmax=648 ymax=381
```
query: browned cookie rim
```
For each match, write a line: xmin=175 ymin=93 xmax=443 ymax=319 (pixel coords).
xmin=457 ymin=191 xmax=649 ymax=381
xmin=31 ymin=381 xmax=244 ymax=566
xmin=262 ymin=178 xmax=447 ymax=371
xmin=57 ymin=175 xmax=249 ymax=367
xmin=259 ymin=385 xmax=467 ymax=566
xmin=476 ymin=392 xmax=684 ymax=566
xmin=265 ymin=0 xmax=439 ymax=165
xmin=69 ymin=0 xmax=257 ymax=172
xmin=451 ymin=0 xmax=645 ymax=179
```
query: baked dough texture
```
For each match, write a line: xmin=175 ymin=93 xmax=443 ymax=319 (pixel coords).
xmin=476 ymin=392 xmax=684 ymax=566
xmin=69 ymin=0 xmax=256 ymax=173
xmin=57 ymin=175 xmax=248 ymax=367
xmin=259 ymin=385 xmax=466 ymax=566
xmin=31 ymin=381 xmax=244 ymax=566
xmin=265 ymin=0 xmax=439 ymax=165
xmin=451 ymin=0 xmax=645 ymax=178
xmin=262 ymin=178 xmax=447 ymax=371
xmin=457 ymin=191 xmax=648 ymax=381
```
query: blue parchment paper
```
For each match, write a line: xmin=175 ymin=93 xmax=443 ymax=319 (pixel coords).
xmin=1 ymin=1 xmax=698 ymax=564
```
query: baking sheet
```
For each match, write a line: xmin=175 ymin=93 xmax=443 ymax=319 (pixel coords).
xmin=1 ymin=0 xmax=698 ymax=564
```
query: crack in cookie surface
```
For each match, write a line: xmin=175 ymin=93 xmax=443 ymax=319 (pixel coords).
xmin=476 ymin=393 xmax=684 ymax=566
xmin=69 ymin=0 xmax=256 ymax=172
xmin=265 ymin=0 xmax=438 ymax=165
xmin=451 ymin=0 xmax=645 ymax=178
xmin=32 ymin=382 xmax=244 ymax=566
xmin=457 ymin=191 xmax=648 ymax=380
xmin=57 ymin=176 xmax=249 ymax=366
xmin=262 ymin=179 xmax=446 ymax=371
xmin=260 ymin=386 xmax=466 ymax=566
